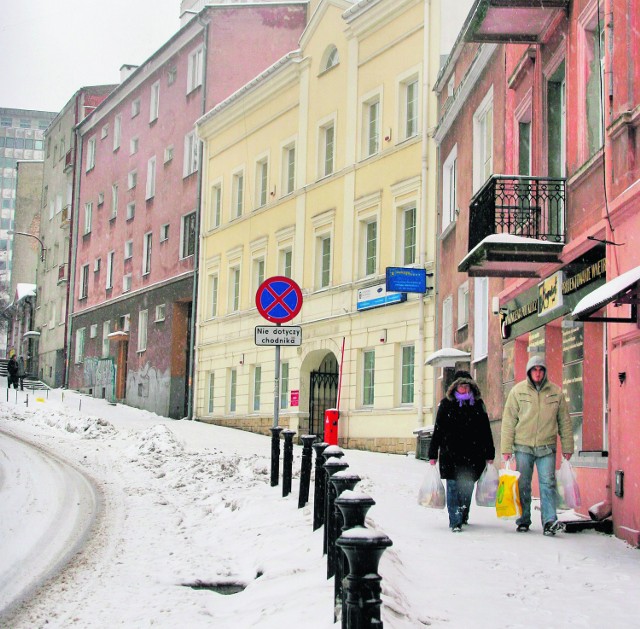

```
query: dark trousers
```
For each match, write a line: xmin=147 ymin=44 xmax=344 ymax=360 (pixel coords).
xmin=446 ymin=477 xmax=475 ymax=528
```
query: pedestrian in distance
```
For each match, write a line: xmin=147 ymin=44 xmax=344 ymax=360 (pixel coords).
xmin=17 ymin=355 xmax=26 ymax=391
xmin=428 ymin=370 xmax=495 ymax=532
xmin=501 ymin=355 xmax=574 ymax=536
xmin=6 ymin=351 xmax=19 ymax=390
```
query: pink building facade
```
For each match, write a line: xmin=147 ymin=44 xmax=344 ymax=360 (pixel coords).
xmin=69 ymin=4 xmax=307 ymax=418
xmin=435 ymin=0 xmax=639 ymax=546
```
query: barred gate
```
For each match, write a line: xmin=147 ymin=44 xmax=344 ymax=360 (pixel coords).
xmin=309 ymin=355 xmax=338 ymax=439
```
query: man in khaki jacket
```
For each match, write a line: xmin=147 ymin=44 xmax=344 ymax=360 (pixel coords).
xmin=501 ymin=355 xmax=574 ymax=536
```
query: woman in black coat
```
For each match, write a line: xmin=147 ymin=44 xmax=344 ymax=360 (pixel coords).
xmin=428 ymin=371 xmax=495 ymax=532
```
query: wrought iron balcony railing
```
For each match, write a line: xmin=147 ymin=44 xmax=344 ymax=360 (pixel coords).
xmin=468 ymin=175 xmax=566 ymax=251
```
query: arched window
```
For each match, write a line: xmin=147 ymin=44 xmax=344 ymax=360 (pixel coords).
xmin=321 ymin=45 xmax=339 ymax=72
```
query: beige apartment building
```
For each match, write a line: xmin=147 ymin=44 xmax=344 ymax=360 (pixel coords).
xmin=195 ymin=0 xmax=443 ymax=453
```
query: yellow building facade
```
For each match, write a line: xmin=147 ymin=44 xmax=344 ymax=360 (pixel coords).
xmin=195 ymin=0 xmax=441 ymax=453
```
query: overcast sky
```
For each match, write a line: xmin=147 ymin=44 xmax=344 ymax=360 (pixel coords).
xmin=1 ymin=0 xmax=180 ymax=113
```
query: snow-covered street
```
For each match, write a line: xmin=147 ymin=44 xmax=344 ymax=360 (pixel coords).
xmin=0 ymin=388 xmax=639 ymax=628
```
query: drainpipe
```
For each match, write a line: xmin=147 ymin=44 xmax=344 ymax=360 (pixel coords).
xmin=187 ymin=14 xmax=209 ymax=420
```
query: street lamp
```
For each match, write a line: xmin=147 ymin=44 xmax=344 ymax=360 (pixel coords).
xmin=8 ymin=229 xmax=46 ymax=262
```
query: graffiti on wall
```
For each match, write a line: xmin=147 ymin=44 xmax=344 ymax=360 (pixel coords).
xmin=83 ymin=357 xmax=116 ymax=401
xmin=126 ymin=362 xmax=171 ymax=416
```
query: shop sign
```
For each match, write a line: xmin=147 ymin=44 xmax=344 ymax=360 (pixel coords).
xmin=538 ymin=271 xmax=563 ymax=316
xmin=356 ymin=283 xmax=406 ymax=311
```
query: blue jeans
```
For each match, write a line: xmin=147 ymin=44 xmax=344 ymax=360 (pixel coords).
xmin=446 ymin=477 xmax=475 ymax=528
xmin=515 ymin=449 xmax=557 ymax=527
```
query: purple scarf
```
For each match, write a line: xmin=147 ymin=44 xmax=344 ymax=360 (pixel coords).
xmin=454 ymin=390 xmax=475 ymax=407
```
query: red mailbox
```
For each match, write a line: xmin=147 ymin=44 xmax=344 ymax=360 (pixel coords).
xmin=324 ymin=408 xmax=339 ymax=445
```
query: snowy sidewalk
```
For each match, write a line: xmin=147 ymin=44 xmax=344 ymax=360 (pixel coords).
xmin=1 ymin=389 xmax=639 ymax=628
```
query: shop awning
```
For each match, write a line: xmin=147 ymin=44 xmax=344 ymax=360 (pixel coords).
xmin=571 ymin=265 xmax=640 ymax=323
xmin=425 ymin=348 xmax=471 ymax=368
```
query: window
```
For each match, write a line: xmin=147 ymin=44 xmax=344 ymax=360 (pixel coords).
xmin=473 ymin=277 xmax=489 ymax=361
xmin=187 ymin=46 xmax=204 ymax=93
xmin=101 ymin=124 xmax=109 ymax=139
xmin=160 ymin=224 xmax=169 ymax=241
xmin=83 ymin=202 xmax=93 ymax=235
xmin=75 ymin=328 xmax=85 ymax=364
xmin=164 ymin=145 xmax=174 ymax=163
xmin=113 ymin=114 xmax=122 ymax=151
xmin=322 ymin=45 xmax=339 ymax=72
xmin=126 ymin=202 xmax=136 ymax=220
xmin=137 ymin=310 xmax=148 ymax=352
xmin=318 ymin=235 xmax=331 ymax=288
xmin=183 ymin=131 xmax=199 ymax=177
xmin=361 ymin=219 xmax=377 ymax=277
xmin=128 ymin=170 xmax=137 ymax=190
xmin=130 ymin=137 xmax=139 ymax=155
xmin=363 ymin=350 xmax=375 ymax=406
xmin=208 ymin=273 xmax=218 ymax=318
xmin=98 ymin=192 xmax=104 ymax=206
xmin=280 ymin=248 xmax=292 ymax=278
xmin=131 ymin=99 xmax=141 ymax=118
xmin=253 ymin=365 xmax=262 ymax=411
xmin=401 ymin=345 xmax=415 ymax=404
xmin=210 ymin=184 xmax=222 ymax=228
xmin=229 ymin=266 xmax=241 ymax=312
xmin=155 ymin=304 xmax=165 ymax=322
xmin=229 ymin=368 xmax=237 ymax=412
xmin=582 ymin=10 xmax=605 ymax=157
xmin=79 ymin=264 xmax=89 ymax=299
xmin=253 ymin=257 xmax=265 ymax=294
xmin=402 ymin=205 xmax=416 ymax=265
xmin=547 ymin=62 xmax=566 ymax=178
xmin=256 ymin=158 xmax=269 ymax=208
xmin=280 ymin=361 xmax=289 ymax=409
xmin=232 ymin=171 xmax=244 ymax=219
xmin=149 ymin=81 xmax=160 ymax=122
xmin=86 ymin=137 xmax=96 ymax=171
xmin=119 ymin=314 xmax=131 ymax=332
xmin=364 ymin=97 xmax=380 ymax=157
xmin=181 ymin=212 xmax=196 ymax=258
xmin=94 ymin=258 xmax=101 ymax=272
xmin=283 ymin=144 xmax=296 ymax=195
xmin=111 ymin=183 xmax=118 ymax=218
xmin=320 ymin=122 xmax=335 ymax=177
xmin=123 ymin=273 xmax=132 ymax=292
xmin=142 ymin=232 xmax=152 ymax=275
xmin=146 ymin=157 xmax=156 ymax=199
xmin=473 ymin=90 xmax=493 ymax=191
xmin=457 ymin=281 xmax=469 ymax=328
xmin=403 ymin=77 xmax=419 ymax=139
xmin=124 ymin=240 xmax=133 ymax=259
xmin=106 ymin=251 xmax=115 ymax=289
xmin=207 ymin=372 xmax=215 ymax=413
xmin=90 ymin=324 xmax=98 ymax=339
xmin=102 ymin=320 xmax=110 ymax=357
xmin=442 ymin=146 xmax=458 ymax=232
xmin=167 ymin=67 xmax=177 ymax=86
xmin=442 ymin=295 xmax=453 ymax=348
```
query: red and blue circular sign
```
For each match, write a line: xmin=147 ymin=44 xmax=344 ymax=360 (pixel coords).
xmin=255 ymin=276 xmax=303 ymax=323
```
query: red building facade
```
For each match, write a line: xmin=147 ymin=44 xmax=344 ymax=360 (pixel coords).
xmin=69 ymin=4 xmax=307 ymax=418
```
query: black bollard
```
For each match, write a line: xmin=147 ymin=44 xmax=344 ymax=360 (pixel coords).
xmin=323 ymin=458 xmax=349 ymax=557
xmin=334 ymin=492 xmax=376 ymax=623
xmin=336 ymin=528 xmax=393 ymax=629
xmin=269 ymin=426 xmax=284 ymax=487
xmin=312 ymin=442 xmax=329 ymax=530
xmin=328 ymin=472 xmax=361 ymax=581
xmin=298 ymin=435 xmax=317 ymax=508
xmin=282 ymin=429 xmax=296 ymax=497
xmin=323 ymin=444 xmax=344 ymax=460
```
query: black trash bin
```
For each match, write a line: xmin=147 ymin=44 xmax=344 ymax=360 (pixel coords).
xmin=414 ymin=428 xmax=434 ymax=461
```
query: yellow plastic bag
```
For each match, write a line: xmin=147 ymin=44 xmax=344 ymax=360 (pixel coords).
xmin=495 ymin=466 xmax=522 ymax=519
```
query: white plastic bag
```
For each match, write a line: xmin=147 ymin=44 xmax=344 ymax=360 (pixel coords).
xmin=475 ymin=463 xmax=499 ymax=507
xmin=418 ymin=464 xmax=446 ymax=509
xmin=557 ymin=458 xmax=581 ymax=509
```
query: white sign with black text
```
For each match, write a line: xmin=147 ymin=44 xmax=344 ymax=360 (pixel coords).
xmin=254 ymin=325 xmax=302 ymax=346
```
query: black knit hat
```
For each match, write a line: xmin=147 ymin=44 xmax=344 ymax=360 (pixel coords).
xmin=453 ymin=370 xmax=472 ymax=380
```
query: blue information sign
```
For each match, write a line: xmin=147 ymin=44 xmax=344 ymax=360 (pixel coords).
xmin=386 ymin=267 xmax=427 ymax=294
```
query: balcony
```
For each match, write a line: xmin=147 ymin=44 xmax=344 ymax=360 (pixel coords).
xmin=458 ymin=175 xmax=565 ymax=278
xmin=462 ymin=1 xmax=569 ymax=44
xmin=64 ymin=148 xmax=74 ymax=172
xmin=58 ymin=263 xmax=68 ymax=284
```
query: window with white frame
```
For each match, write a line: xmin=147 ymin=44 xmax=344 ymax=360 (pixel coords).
xmin=321 ymin=45 xmax=339 ymax=72
xmin=146 ymin=156 xmax=156 ymax=199
xmin=473 ymin=89 xmax=493 ymax=192
xmin=90 ymin=324 xmax=97 ymax=339
xmin=457 ymin=281 xmax=469 ymax=328
xmin=137 ymin=309 xmax=148 ymax=352
xmin=229 ymin=368 xmax=237 ymax=412
xmin=581 ymin=5 xmax=605 ymax=158
xmin=255 ymin=158 xmax=269 ymax=208
xmin=181 ymin=212 xmax=196 ymax=258
xmin=280 ymin=361 xmax=289 ymax=409
xmin=317 ymin=234 xmax=331 ymax=288
xmin=149 ymin=81 xmax=160 ymax=122
xmin=362 ymin=350 xmax=375 ymax=406
xmin=229 ymin=266 xmax=241 ymax=312
xmin=279 ymin=248 xmax=292 ymax=278
xmin=442 ymin=295 xmax=453 ymax=348
xmin=282 ymin=143 xmax=296 ymax=195
xmin=253 ymin=257 xmax=265 ymax=295
xmin=183 ymin=131 xmax=199 ymax=177
xmin=86 ymin=136 xmax=96 ymax=171
xmin=106 ymin=251 xmax=115 ymax=289
xmin=208 ymin=272 xmax=218 ymax=318
xmin=131 ymin=99 xmax=141 ymax=118
xmin=187 ymin=46 xmax=204 ymax=93
xmin=111 ymin=183 xmax=118 ymax=218
xmin=101 ymin=124 xmax=109 ymax=139
xmin=75 ymin=327 xmax=85 ymax=364
xmin=210 ymin=183 xmax=222 ymax=228
xmin=167 ymin=66 xmax=177 ymax=85
xmin=402 ymin=76 xmax=419 ymax=140
xmin=360 ymin=218 xmax=378 ymax=277
xmin=83 ymin=202 xmax=92 ymax=235
xmin=253 ymin=365 xmax=262 ymax=411
xmin=142 ymin=232 xmax=152 ymax=275
xmin=232 ymin=170 xmax=244 ymax=219
xmin=155 ymin=304 xmax=165 ymax=322
xmin=124 ymin=240 xmax=133 ymax=260
xmin=79 ymin=264 xmax=89 ymax=299
xmin=94 ymin=258 xmax=101 ymax=272
xmin=102 ymin=320 xmax=110 ymax=357
xmin=164 ymin=145 xmax=174 ymax=163
xmin=113 ymin=114 xmax=122 ymax=151
xmin=473 ymin=277 xmax=489 ymax=361
xmin=126 ymin=201 xmax=135 ymax=221
xmin=207 ymin=372 xmax=215 ymax=413
xmin=130 ymin=137 xmax=139 ymax=155
xmin=401 ymin=204 xmax=416 ymax=265
xmin=401 ymin=345 xmax=415 ymax=404
xmin=123 ymin=273 xmax=132 ymax=292
xmin=442 ymin=145 xmax=458 ymax=232
xmin=119 ymin=313 xmax=131 ymax=332
xmin=128 ymin=170 xmax=137 ymax=190
xmin=319 ymin=121 xmax=335 ymax=178
xmin=363 ymin=95 xmax=381 ymax=157
xmin=160 ymin=224 xmax=169 ymax=241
